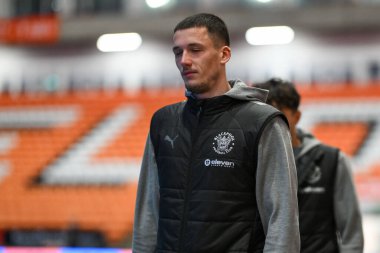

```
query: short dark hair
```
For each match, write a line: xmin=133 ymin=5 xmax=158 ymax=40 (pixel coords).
xmin=253 ymin=78 xmax=300 ymax=111
xmin=174 ymin=13 xmax=230 ymax=47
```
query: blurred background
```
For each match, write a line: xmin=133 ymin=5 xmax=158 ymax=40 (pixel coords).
xmin=1 ymin=0 xmax=380 ymax=252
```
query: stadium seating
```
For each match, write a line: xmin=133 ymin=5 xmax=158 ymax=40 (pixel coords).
xmin=1 ymin=84 xmax=380 ymax=245
xmin=0 ymin=89 xmax=184 ymax=245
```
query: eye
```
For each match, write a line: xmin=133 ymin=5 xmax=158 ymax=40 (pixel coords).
xmin=173 ymin=48 xmax=183 ymax=57
xmin=190 ymin=47 xmax=201 ymax=53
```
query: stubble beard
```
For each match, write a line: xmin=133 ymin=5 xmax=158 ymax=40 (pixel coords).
xmin=185 ymin=81 xmax=209 ymax=95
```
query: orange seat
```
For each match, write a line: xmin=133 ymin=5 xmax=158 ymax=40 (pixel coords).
xmin=0 ymin=90 xmax=182 ymax=244
xmin=312 ymin=122 xmax=369 ymax=156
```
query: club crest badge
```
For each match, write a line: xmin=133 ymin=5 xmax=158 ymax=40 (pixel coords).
xmin=213 ymin=132 xmax=235 ymax=154
xmin=307 ymin=166 xmax=322 ymax=184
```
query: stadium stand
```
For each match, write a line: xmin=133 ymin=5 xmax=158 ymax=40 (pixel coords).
xmin=0 ymin=84 xmax=380 ymax=247
xmin=0 ymin=89 xmax=184 ymax=246
xmin=312 ymin=122 xmax=369 ymax=156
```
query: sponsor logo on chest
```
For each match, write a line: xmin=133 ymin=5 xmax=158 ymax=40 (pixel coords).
xmin=300 ymin=165 xmax=326 ymax=194
xmin=204 ymin=131 xmax=236 ymax=168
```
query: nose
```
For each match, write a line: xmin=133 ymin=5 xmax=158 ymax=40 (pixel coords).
xmin=180 ymin=50 xmax=191 ymax=67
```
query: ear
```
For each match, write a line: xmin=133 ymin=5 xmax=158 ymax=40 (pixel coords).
xmin=220 ymin=46 xmax=231 ymax=64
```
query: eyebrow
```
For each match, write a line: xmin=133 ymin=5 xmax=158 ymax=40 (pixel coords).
xmin=172 ymin=43 xmax=204 ymax=52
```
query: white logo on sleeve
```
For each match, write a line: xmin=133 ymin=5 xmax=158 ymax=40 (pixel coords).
xmin=213 ymin=132 xmax=235 ymax=154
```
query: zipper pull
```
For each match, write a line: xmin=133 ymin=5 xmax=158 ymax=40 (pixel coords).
xmin=196 ymin=106 xmax=202 ymax=118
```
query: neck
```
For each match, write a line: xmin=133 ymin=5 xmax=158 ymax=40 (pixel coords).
xmin=196 ymin=78 xmax=231 ymax=99
xmin=291 ymin=129 xmax=302 ymax=148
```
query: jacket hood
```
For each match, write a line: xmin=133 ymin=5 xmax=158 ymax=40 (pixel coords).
xmin=296 ymin=128 xmax=321 ymax=159
xmin=225 ymin=79 xmax=268 ymax=102
xmin=185 ymin=79 xmax=268 ymax=103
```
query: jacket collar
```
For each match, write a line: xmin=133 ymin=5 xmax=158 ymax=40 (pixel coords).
xmin=185 ymin=79 xmax=268 ymax=115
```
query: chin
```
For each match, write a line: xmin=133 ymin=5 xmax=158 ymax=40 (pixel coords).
xmin=188 ymin=88 xmax=209 ymax=96
xmin=185 ymin=82 xmax=200 ymax=91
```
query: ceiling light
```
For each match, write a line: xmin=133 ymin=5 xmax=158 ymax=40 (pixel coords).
xmin=97 ymin=33 xmax=142 ymax=52
xmin=146 ymin=0 xmax=171 ymax=8
xmin=245 ymin=26 xmax=294 ymax=46
xmin=256 ymin=0 xmax=273 ymax=3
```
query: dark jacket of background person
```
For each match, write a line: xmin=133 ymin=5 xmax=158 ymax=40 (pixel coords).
xmin=254 ymin=78 xmax=364 ymax=253
xmin=295 ymin=128 xmax=363 ymax=252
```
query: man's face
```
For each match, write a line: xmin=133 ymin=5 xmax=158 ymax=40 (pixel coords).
xmin=172 ymin=27 xmax=224 ymax=95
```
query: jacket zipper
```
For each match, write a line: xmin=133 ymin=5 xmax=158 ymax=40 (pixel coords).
xmin=178 ymin=106 xmax=202 ymax=252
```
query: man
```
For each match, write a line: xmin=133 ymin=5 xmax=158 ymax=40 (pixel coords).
xmin=253 ymin=78 xmax=364 ymax=253
xmin=133 ymin=13 xmax=300 ymax=253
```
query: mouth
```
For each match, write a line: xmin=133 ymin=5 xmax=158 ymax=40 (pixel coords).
xmin=182 ymin=70 xmax=197 ymax=78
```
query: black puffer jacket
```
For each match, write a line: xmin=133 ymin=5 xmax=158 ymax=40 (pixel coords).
xmin=295 ymin=130 xmax=340 ymax=253
xmin=150 ymin=81 xmax=285 ymax=253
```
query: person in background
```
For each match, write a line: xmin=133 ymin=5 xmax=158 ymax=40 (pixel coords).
xmin=132 ymin=13 xmax=300 ymax=253
xmin=253 ymin=78 xmax=364 ymax=253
